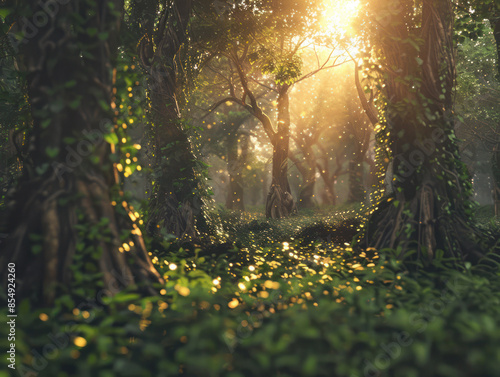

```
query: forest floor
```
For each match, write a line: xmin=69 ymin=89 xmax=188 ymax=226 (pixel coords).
xmin=2 ymin=206 xmax=500 ymax=377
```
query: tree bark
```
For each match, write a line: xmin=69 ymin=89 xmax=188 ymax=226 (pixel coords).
xmin=489 ymin=15 xmax=500 ymax=216
xmin=364 ymin=0 xmax=484 ymax=262
xmin=0 ymin=0 xmax=162 ymax=305
xmin=266 ymin=85 xmax=297 ymax=218
xmin=138 ymin=0 xmax=205 ymax=239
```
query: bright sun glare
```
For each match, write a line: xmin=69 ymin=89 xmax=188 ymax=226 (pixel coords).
xmin=321 ymin=0 xmax=360 ymax=39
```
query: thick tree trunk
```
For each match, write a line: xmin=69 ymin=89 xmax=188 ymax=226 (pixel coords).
xmin=226 ymin=133 xmax=245 ymax=211
xmin=147 ymin=77 xmax=202 ymax=239
xmin=364 ymin=0 xmax=484 ymax=262
xmin=266 ymin=86 xmax=296 ymax=218
xmin=139 ymin=0 xmax=205 ymax=239
xmin=0 ymin=0 xmax=161 ymax=305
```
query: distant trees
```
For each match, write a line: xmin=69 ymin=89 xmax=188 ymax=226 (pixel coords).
xmin=192 ymin=0 xmax=348 ymax=218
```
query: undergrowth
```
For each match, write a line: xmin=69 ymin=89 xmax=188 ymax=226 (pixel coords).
xmin=1 ymin=207 xmax=500 ymax=377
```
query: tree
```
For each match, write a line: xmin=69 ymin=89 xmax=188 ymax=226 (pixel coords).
xmin=0 ymin=0 xmax=161 ymax=305
xmin=131 ymin=0 xmax=209 ymax=239
xmin=361 ymin=0 xmax=484 ymax=261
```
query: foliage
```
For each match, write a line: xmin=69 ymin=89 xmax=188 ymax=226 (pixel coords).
xmin=3 ymin=209 xmax=500 ymax=377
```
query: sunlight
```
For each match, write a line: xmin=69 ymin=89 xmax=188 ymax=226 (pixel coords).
xmin=320 ymin=0 xmax=360 ymax=38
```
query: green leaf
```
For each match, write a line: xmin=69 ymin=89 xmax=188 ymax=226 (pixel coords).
xmin=31 ymin=244 xmax=42 ymax=255
xmin=0 ymin=8 xmax=12 ymax=19
xmin=69 ymin=98 xmax=81 ymax=109
xmin=98 ymin=32 xmax=109 ymax=41
xmin=45 ymin=146 xmax=59 ymax=158
xmin=65 ymin=80 xmax=77 ymax=88
xmin=35 ymin=163 xmax=49 ymax=175
xmin=86 ymin=27 xmax=98 ymax=37
xmin=104 ymin=132 xmax=118 ymax=145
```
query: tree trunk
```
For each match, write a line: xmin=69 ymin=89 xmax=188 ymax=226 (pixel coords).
xmin=364 ymin=0 xmax=484 ymax=262
xmin=139 ymin=0 xmax=205 ymax=239
xmin=493 ymin=137 xmax=500 ymax=217
xmin=490 ymin=15 xmax=500 ymax=216
xmin=226 ymin=133 xmax=245 ymax=210
xmin=0 ymin=0 xmax=162 ymax=306
xmin=266 ymin=85 xmax=297 ymax=218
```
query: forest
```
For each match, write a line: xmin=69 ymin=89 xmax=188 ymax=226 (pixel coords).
xmin=0 ymin=0 xmax=499 ymax=376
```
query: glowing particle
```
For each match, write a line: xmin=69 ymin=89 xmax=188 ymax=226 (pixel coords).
xmin=74 ymin=337 xmax=87 ymax=348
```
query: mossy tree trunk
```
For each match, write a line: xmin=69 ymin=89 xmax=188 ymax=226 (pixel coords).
xmin=0 ymin=0 xmax=162 ymax=305
xmin=364 ymin=0 xmax=484 ymax=261
xmin=490 ymin=14 xmax=500 ymax=216
xmin=138 ymin=0 xmax=204 ymax=239
xmin=266 ymin=84 xmax=296 ymax=218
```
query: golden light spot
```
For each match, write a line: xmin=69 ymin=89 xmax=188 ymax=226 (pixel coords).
xmin=160 ymin=289 xmax=167 ymax=295
xmin=258 ymin=291 xmax=269 ymax=298
xmin=228 ymin=299 xmax=239 ymax=309
xmin=169 ymin=263 xmax=177 ymax=270
xmin=39 ymin=313 xmax=49 ymax=321
xmin=72 ymin=309 xmax=80 ymax=316
xmin=175 ymin=285 xmax=190 ymax=297
xmin=74 ymin=337 xmax=87 ymax=348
